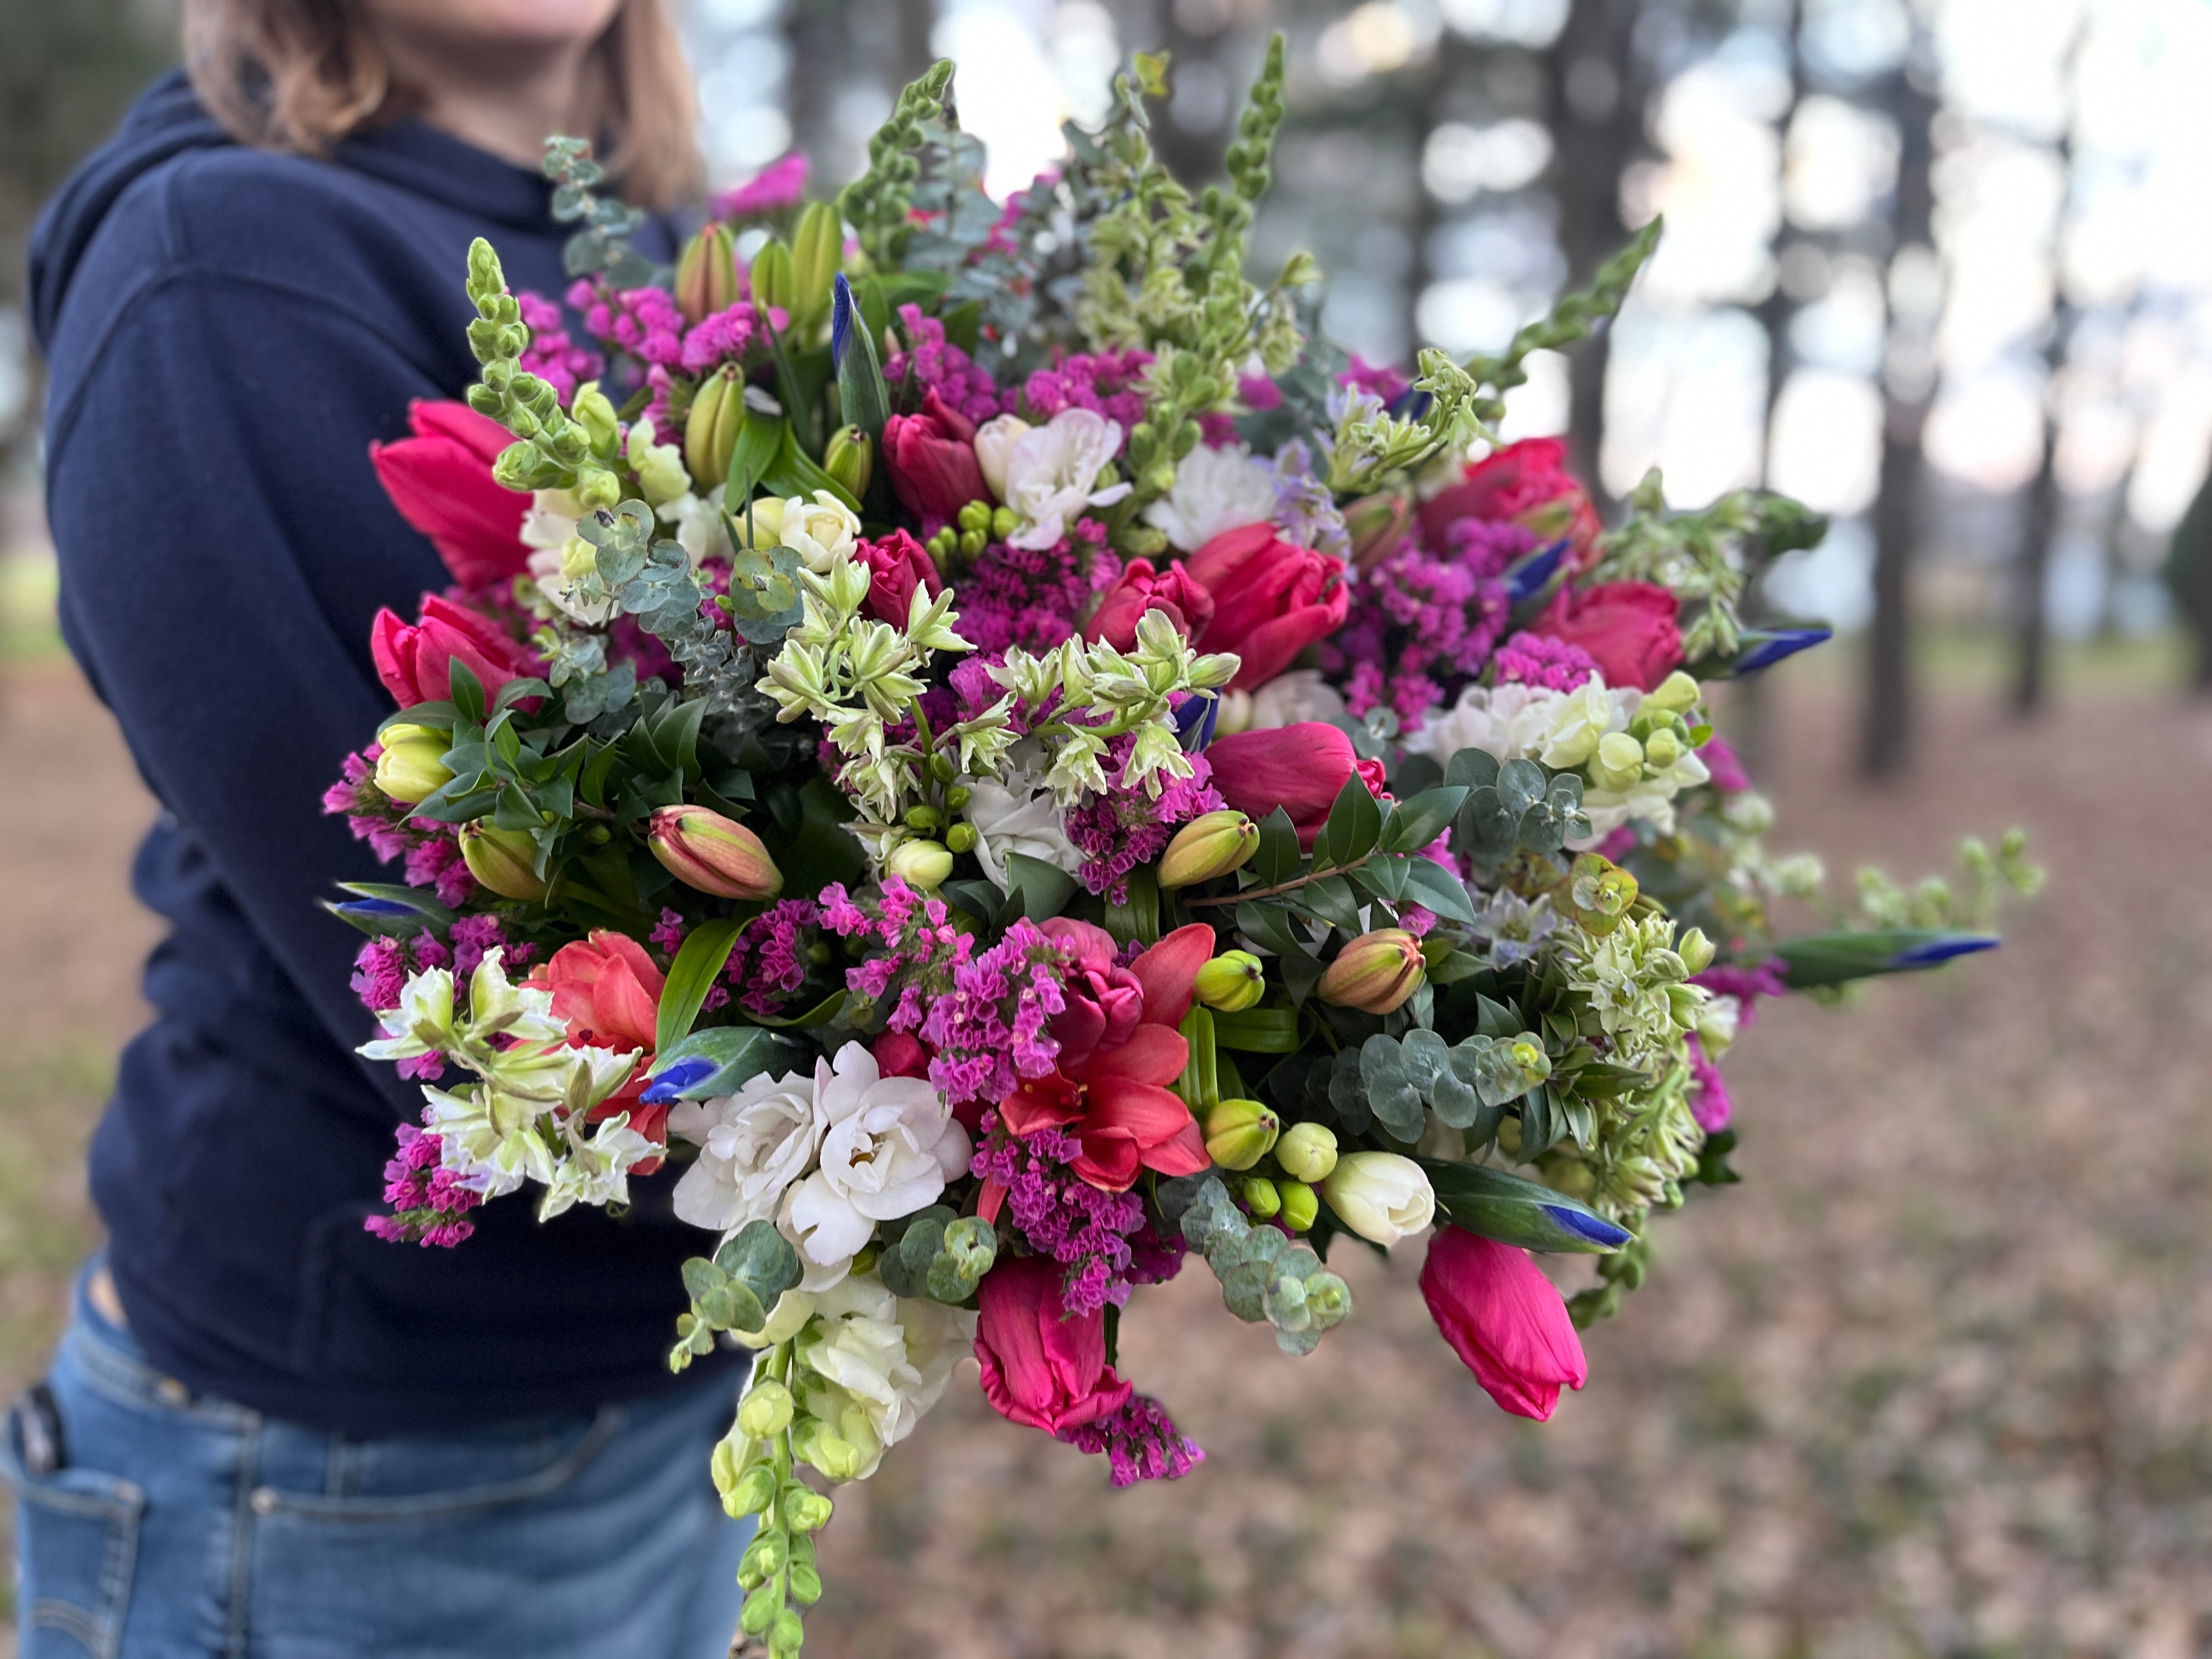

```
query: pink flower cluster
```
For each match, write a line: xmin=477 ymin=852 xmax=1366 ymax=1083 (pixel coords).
xmin=709 ymin=152 xmax=809 ymax=221
xmin=970 ymin=1111 xmax=1146 ymax=1315
xmin=364 ymin=1122 xmax=483 ymax=1249
xmin=1058 ymin=1393 xmax=1205 ymax=1488
xmin=350 ymin=920 xmax=537 ymax=1082
xmin=1020 ymin=349 xmax=1150 ymax=432
xmin=321 ymin=746 xmax=475 ymax=907
xmin=679 ymin=302 xmax=765 ymax=376
xmin=883 ymin=304 xmax=1004 ymax=428
xmin=1493 ymin=629 xmax=1599 ymax=691
xmin=515 ymin=291 xmax=605 ymax=407
xmin=569 ymin=281 xmax=686 ymax=369
xmin=1063 ymin=741 xmax=1226 ymax=903
xmin=955 ymin=524 xmax=1122 ymax=655
xmin=1328 ymin=517 xmax=1537 ymax=729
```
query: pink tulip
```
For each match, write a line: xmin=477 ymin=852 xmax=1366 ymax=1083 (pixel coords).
xmin=1419 ymin=1227 xmax=1588 ymax=1421
xmin=974 ymin=1255 xmax=1133 ymax=1435
xmin=1532 ymin=581 xmax=1682 ymax=691
xmin=1083 ymin=558 xmax=1216 ymax=650
xmin=872 ymin=1030 xmax=930 ymax=1080
xmin=1205 ymin=723 xmax=1388 ymax=850
xmin=882 ymin=388 xmax=987 ymax=526
xmin=1415 ymin=437 xmax=1602 ymax=571
xmin=369 ymin=595 xmax=542 ymax=708
xmin=1183 ymin=523 xmax=1349 ymax=691
xmin=369 ymin=400 xmax=532 ymax=589
xmin=856 ymin=529 xmax=944 ymax=626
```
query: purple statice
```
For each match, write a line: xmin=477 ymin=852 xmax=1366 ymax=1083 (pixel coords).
xmin=1338 ymin=354 xmax=1412 ymax=408
xmin=364 ymin=1121 xmax=483 ymax=1248
xmin=402 ymin=825 xmax=474 ymax=909
xmin=883 ymin=304 xmax=1004 ymax=427
xmin=678 ymin=302 xmax=765 ymax=376
xmin=1493 ymin=629 xmax=1599 ymax=692
xmin=1058 ymin=1394 xmax=1205 ymax=1488
xmin=971 ymin=1111 xmax=1146 ymax=1315
xmin=1691 ymin=959 xmax=1790 ymax=1029
xmin=710 ymin=153 xmax=809 ymax=221
xmin=955 ymin=524 xmax=1121 ymax=655
xmin=718 ymin=899 xmax=825 ymax=1018
xmin=1021 ymin=349 xmax=1150 ymax=432
xmin=350 ymin=936 xmax=411 ymax=1014
xmin=1195 ymin=410 xmax=1240 ymax=448
xmin=650 ymin=908 xmax=687 ymax=955
xmin=1063 ymin=743 xmax=1226 ymax=904
xmin=324 ymin=746 xmax=413 ymax=863
xmin=1685 ymin=1036 xmax=1732 ymax=1132
xmin=515 ymin=291 xmax=604 ymax=407
xmin=569 ymin=280 xmax=686 ymax=370
xmin=1325 ymin=517 xmax=1537 ymax=730
xmin=448 ymin=915 xmax=529 ymax=978
xmin=1271 ymin=437 xmax=1350 ymax=557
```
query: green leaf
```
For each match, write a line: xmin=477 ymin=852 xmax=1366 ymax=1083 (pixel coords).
xmin=446 ymin=659 xmax=488 ymax=726
xmin=1317 ymin=774 xmax=1383 ymax=870
xmin=1210 ymin=1007 xmax=1301 ymax=1052
xmin=1391 ymin=753 xmax=1444 ymax=796
xmin=648 ymin=1024 xmax=802 ymax=1101
xmin=1235 ymin=901 xmax=1311 ymax=961
xmin=749 ymin=990 xmax=849 ymax=1029
xmin=1444 ymin=748 xmax=1500 ymax=789
xmin=1381 ymin=787 xmax=1469 ymax=854
xmin=1401 ymin=856 xmax=1476 ymax=923
xmin=834 ymin=279 xmax=890 ymax=439
xmin=334 ymin=882 xmax=458 ymax=926
xmin=655 ymin=920 xmax=742 ymax=1056
xmin=1418 ymin=1161 xmax=1632 ymax=1254
xmin=1694 ymin=1127 xmax=1743 ymax=1186
xmin=715 ymin=1218 xmax=803 ymax=1305
xmin=1249 ymin=807 xmax=1301 ymax=888
xmin=1495 ymin=758 xmax=1545 ymax=818
xmin=1003 ymin=852 xmax=1077 ymax=922
xmin=1360 ymin=1035 xmax=1425 ymax=1140
xmin=941 ymin=879 xmax=1005 ymax=925
xmin=726 ymin=410 xmax=788 ymax=507
xmin=1455 ymin=786 xmax=1517 ymax=861
xmin=1296 ymin=873 xmax=1364 ymax=935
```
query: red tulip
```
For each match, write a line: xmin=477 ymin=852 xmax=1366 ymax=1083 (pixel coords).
xmin=1415 ymin=437 xmax=1601 ymax=569
xmin=1183 ymin=523 xmax=1349 ymax=691
xmin=369 ymin=594 xmax=542 ymax=707
xmin=1082 ymin=557 xmax=1216 ymax=650
xmin=882 ymin=388 xmax=987 ymax=526
xmin=1205 ymin=722 xmax=1388 ymax=850
xmin=528 ymin=931 xmax=672 ymax=1163
xmin=856 ymin=529 xmax=944 ymax=626
xmin=1532 ymin=581 xmax=1682 ymax=692
xmin=1419 ymin=1227 xmax=1588 ymax=1421
xmin=369 ymin=400 xmax=532 ymax=589
xmin=974 ymin=1255 xmax=1133 ymax=1435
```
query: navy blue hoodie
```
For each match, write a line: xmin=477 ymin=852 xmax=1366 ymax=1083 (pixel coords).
xmin=31 ymin=73 xmax=736 ymax=1433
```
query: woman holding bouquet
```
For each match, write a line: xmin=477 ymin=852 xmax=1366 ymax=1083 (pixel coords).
xmin=19 ymin=2 xmax=749 ymax=1652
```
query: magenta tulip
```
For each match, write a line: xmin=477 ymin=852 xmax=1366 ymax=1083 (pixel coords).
xmin=856 ymin=529 xmax=944 ymax=625
xmin=1183 ymin=523 xmax=1349 ymax=691
xmin=1420 ymin=1226 xmax=1588 ymax=1421
xmin=974 ymin=1255 xmax=1133 ymax=1435
xmin=882 ymin=388 xmax=988 ymax=526
xmin=1083 ymin=557 xmax=1216 ymax=650
xmin=369 ymin=595 xmax=541 ymax=708
xmin=1205 ymin=722 xmax=1389 ymax=850
xmin=368 ymin=399 xmax=531 ymax=589
xmin=1415 ymin=437 xmax=1601 ymax=571
xmin=1533 ymin=581 xmax=1683 ymax=692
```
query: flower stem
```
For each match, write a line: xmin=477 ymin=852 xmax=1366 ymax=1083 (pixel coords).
xmin=1183 ymin=851 xmax=1375 ymax=909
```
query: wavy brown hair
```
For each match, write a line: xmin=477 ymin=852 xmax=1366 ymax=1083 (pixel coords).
xmin=179 ymin=0 xmax=698 ymax=210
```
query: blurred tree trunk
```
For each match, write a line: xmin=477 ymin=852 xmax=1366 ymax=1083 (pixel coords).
xmin=1862 ymin=48 xmax=1940 ymax=779
xmin=1545 ymin=0 xmax=1645 ymax=504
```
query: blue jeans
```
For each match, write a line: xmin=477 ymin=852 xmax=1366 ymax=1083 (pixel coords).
xmin=4 ymin=1262 xmax=751 ymax=1658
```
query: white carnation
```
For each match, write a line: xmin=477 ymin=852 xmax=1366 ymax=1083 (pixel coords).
xmin=1003 ymin=409 xmax=1133 ymax=551
xmin=668 ymin=1062 xmax=827 ymax=1234
xmin=1142 ymin=442 xmax=1278 ymax=552
xmin=782 ymin=1043 xmax=969 ymax=1280
xmin=791 ymin=1276 xmax=977 ymax=1479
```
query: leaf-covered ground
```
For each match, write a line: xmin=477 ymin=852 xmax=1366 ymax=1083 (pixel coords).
xmin=2 ymin=661 xmax=2208 ymax=1657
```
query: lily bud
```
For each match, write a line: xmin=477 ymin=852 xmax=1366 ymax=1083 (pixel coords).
xmin=1316 ymin=928 xmax=1425 ymax=1014
xmin=737 ymin=1379 xmax=795 ymax=1438
xmin=373 ymin=724 xmax=453 ymax=804
xmin=1278 ymin=1178 xmax=1319 ymax=1232
xmin=1274 ymin=1121 xmax=1339 ymax=1183
xmin=884 ymin=838 xmax=953 ymax=890
xmin=750 ymin=238 xmax=794 ymax=315
xmin=791 ymin=201 xmax=843 ymax=323
xmin=685 ymin=367 xmax=746 ymax=489
xmin=1193 ymin=950 xmax=1266 ymax=1013
xmin=1343 ymin=491 xmax=1412 ymax=572
xmin=1322 ymin=1151 xmax=1436 ymax=1246
xmin=648 ymin=805 xmax=784 ymax=900
xmin=459 ymin=820 xmax=548 ymax=901
xmin=825 ymin=425 xmax=873 ymax=497
xmin=674 ymin=223 xmax=741 ymax=324
xmin=1241 ymin=1176 xmax=1281 ymax=1220
xmin=1203 ymin=1098 xmax=1279 ymax=1171
xmin=1158 ymin=809 xmax=1260 ymax=888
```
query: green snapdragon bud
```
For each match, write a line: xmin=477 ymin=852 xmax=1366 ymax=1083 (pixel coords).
xmin=782 ymin=1487 xmax=833 ymax=1533
xmin=1590 ymin=732 xmax=1645 ymax=792
xmin=737 ymin=1379 xmax=795 ymax=1438
xmin=1645 ymin=670 xmax=1702 ymax=714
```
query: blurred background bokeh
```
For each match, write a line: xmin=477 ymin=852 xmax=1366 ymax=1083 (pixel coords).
xmin=3 ymin=2 xmax=2210 ymax=1654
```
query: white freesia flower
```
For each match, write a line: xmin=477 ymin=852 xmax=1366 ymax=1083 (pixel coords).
xmin=791 ymin=1276 xmax=975 ymax=1479
xmin=780 ymin=1044 xmax=969 ymax=1282
xmin=668 ymin=1063 xmax=828 ymax=1233
xmin=1141 ymin=442 xmax=1277 ymax=551
xmin=667 ymin=482 xmax=727 ymax=567
xmin=777 ymin=490 xmax=862 ymax=573
xmin=960 ymin=740 xmax=1084 ymax=888
xmin=1003 ymin=409 xmax=1132 ymax=550
xmin=1320 ymin=1152 xmax=1436 ymax=1245
xmin=973 ymin=414 xmax=1031 ymax=501
xmin=538 ymin=1110 xmax=659 ymax=1220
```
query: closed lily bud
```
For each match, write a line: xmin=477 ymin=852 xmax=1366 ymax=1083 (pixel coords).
xmin=674 ymin=223 xmax=741 ymax=324
xmin=1275 ymin=1121 xmax=1339 ymax=1183
xmin=883 ymin=838 xmax=953 ymax=890
xmin=373 ymin=724 xmax=453 ymax=804
xmin=649 ymin=804 xmax=784 ymax=900
xmin=685 ymin=368 xmax=746 ymax=489
xmin=825 ymin=425 xmax=873 ymax=497
xmin=1204 ymin=1098 xmax=1279 ymax=1171
xmin=1278 ymin=1178 xmax=1319 ymax=1232
xmin=791 ymin=201 xmax=843 ymax=323
xmin=1193 ymin=950 xmax=1266 ymax=1013
xmin=1316 ymin=928 xmax=1425 ymax=1014
xmin=737 ymin=1379 xmax=795 ymax=1438
xmin=1322 ymin=1151 xmax=1436 ymax=1246
xmin=1343 ymin=491 xmax=1412 ymax=572
xmin=459 ymin=820 xmax=548 ymax=901
xmin=1159 ymin=809 xmax=1260 ymax=888
xmin=750 ymin=238 xmax=794 ymax=316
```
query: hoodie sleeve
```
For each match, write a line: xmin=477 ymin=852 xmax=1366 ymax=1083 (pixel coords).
xmin=46 ymin=264 xmax=457 ymax=1071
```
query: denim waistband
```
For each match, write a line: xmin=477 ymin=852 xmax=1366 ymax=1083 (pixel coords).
xmin=59 ymin=1257 xmax=261 ymax=1432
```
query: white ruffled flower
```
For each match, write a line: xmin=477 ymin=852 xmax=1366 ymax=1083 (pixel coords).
xmin=1142 ymin=442 xmax=1277 ymax=552
xmin=1003 ymin=409 xmax=1133 ymax=550
xmin=776 ymin=490 xmax=862 ymax=573
xmin=667 ymin=482 xmax=727 ymax=567
xmin=781 ymin=1043 xmax=970 ymax=1282
xmin=973 ymin=414 xmax=1031 ymax=502
xmin=1402 ymin=680 xmax=1565 ymax=765
xmin=668 ymin=1063 xmax=828 ymax=1234
xmin=960 ymin=741 xmax=1084 ymax=889
xmin=791 ymin=1276 xmax=975 ymax=1479
xmin=1216 ymin=668 xmax=1349 ymax=736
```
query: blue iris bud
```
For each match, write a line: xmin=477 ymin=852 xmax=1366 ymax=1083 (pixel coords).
xmin=1887 ymin=934 xmax=2000 ymax=970
xmin=1731 ymin=627 xmax=1833 ymax=675
xmin=641 ymin=1056 xmax=720 ymax=1104
xmin=830 ymin=273 xmax=854 ymax=374
xmin=1505 ymin=541 xmax=1566 ymax=604
xmin=1173 ymin=690 xmax=1220 ymax=752
xmin=1542 ymin=1204 xmax=1634 ymax=1250
xmin=334 ymin=898 xmax=417 ymax=919
xmin=1387 ymin=386 xmax=1435 ymax=421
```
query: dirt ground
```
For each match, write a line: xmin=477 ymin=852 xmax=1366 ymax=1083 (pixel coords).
xmin=2 ymin=656 xmax=2210 ymax=1658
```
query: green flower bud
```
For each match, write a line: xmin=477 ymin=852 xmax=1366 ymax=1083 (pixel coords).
xmin=459 ymin=820 xmax=547 ymax=902
xmin=727 ymin=1462 xmax=776 ymax=1517
xmin=884 ymin=839 xmax=953 ymax=890
xmin=750 ymin=238 xmax=795 ymax=315
xmin=791 ymin=201 xmax=843 ymax=321
xmin=1643 ymin=727 xmax=1683 ymax=769
xmin=740 ymin=1581 xmax=782 ymax=1637
xmin=1278 ymin=1178 xmax=1319 ymax=1232
xmin=957 ymin=527 xmax=986 ymax=560
xmin=794 ymin=1421 xmax=862 ymax=1482
xmin=944 ymin=785 xmax=972 ymax=810
xmin=737 ymin=1379 xmax=795 ymax=1438
xmin=1676 ymin=926 xmax=1716 ymax=975
xmin=1315 ymin=928 xmax=1425 ymax=1014
xmin=957 ymin=500 xmax=992 ymax=533
xmin=782 ymin=1486 xmax=833 ymax=1533
xmin=904 ymin=804 xmax=944 ymax=832
xmin=1274 ymin=1121 xmax=1339 ymax=1183
xmin=744 ymin=1527 xmax=790 ymax=1576
xmin=1192 ymin=950 xmax=1266 ymax=1013
xmin=649 ymin=804 xmax=783 ymax=900
xmin=825 ymin=425 xmax=873 ymax=498
xmin=1645 ymin=669 xmax=1702 ymax=713
xmin=770 ymin=1607 xmax=805 ymax=1652
xmin=1242 ymin=1176 xmax=1282 ymax=1220
xmin=990 ymin=505 xmax=1019 ymax=540
xmin=1590 ymin=731 xmax=1645 ymax=792
xmin=786 ymin=1562 xmax=823 ymax=1606
xmin=684 ymin=367 xmax=746 ymax=490
xmin=674 ymin=223 xmax=741 ymax=324
xmin=927 ymin=752 xmax=957 ymax=784
xmin=945 ymin=822 xmax=978 ymax=855
xmin=373 ymin=724 xmax=453 ymax=805
xmin=927 ymin=527 xmax=958 ymax=564
xmin=1157 ymin=809 xmax=1260 ymax=888
xmin=1666 ymin=984 xmax=1704 ymax=1028
xmin=1203 ymin=1098 xmax=1279 ymax=1171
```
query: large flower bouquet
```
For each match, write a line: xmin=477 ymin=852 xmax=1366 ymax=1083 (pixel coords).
xmin=326 ymin=44 xmax=2034 ymax=1654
